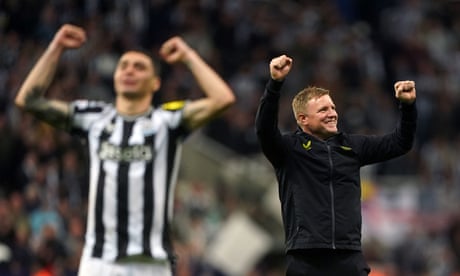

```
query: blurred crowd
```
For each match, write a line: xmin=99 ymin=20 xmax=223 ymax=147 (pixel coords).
xmin=2 ymin=0 xmax=460 ymax=275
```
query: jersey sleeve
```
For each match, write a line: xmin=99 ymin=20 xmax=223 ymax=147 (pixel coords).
xmin=160 ymin=100 xmax=191 ymax=139
xmin=68 ymin=100 xmax=109 ymax=137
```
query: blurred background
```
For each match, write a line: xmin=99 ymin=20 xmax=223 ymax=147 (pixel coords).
xmin=1 ymin=0 xmax=460 ymax=275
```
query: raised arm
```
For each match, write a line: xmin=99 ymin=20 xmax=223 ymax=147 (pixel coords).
xmin=255 ymin=55 xmax=293 ymax=137
xmin=14 ymin=24 xmax=86 ymax=129
xmin=356 ymin=80 xmax=417 ymax=165
xmin=255 ymin=55 xmax=293 ymax=167
xmin=393 ymin=80 xmax=417 ymax=150
xmin=159 ymin=36 xmax=235 ymax=130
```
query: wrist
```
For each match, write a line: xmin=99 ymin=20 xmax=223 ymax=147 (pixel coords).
xmin=399 ymin=99 xmax=416 ymax=105
xmin=181 ymin=49 xmax=197 ymax=66
xmin=399 ymin=100 xmax=416 ymax=110
xmin=267 ymin=78 xmax=284 ymax=93
xmin=47 ymin=41 xmax=65 ymax=56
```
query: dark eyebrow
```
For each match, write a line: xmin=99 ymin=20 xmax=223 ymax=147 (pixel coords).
xmin=133 ymin=60 xmax=148 ymax=68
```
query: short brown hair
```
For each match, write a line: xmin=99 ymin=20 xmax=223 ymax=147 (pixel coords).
xmin=292 ymin=86 xmax=330 ymax=118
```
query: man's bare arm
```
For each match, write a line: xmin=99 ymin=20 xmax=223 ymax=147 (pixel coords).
xmin=159 ymin=37 xmax=235 ymax=130
xmin=15 ymin=24 xmax=86 ymax=129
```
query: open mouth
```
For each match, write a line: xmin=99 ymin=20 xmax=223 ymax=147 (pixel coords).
xmin=122 ymin=79 xmax=137 ymax=85
xmin=324 ymin=120 xmax=337 ymax=128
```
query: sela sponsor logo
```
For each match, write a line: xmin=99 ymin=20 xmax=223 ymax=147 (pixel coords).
xmin=98 ymin=142 xmax=153 ymax=162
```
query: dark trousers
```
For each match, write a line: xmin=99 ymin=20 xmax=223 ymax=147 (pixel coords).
xmin=286 ymin=249 xmax=370 ymax=276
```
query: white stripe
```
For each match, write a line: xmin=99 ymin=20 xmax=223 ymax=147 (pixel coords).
xmin=102 ymin=160 xmax=118 ymax=260
xmin=83 ymin=109 xmax=116 ymax=260
xmin=151 ymin=123 xmax=167 ymax=259
xmin=126 ymin=162 xmax=145 ymax=255
xmin=99 ymin=115 xmax=124 ymax=260
xmin=127 ymin=121 xmax=147 ymax=255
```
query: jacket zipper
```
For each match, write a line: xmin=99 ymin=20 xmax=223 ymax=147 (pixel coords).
xmin=326 ymin=143 xmax=336 ymax=249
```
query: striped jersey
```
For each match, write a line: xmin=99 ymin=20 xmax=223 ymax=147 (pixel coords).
xmin=69 ymin=100 xmax=189 ymax=263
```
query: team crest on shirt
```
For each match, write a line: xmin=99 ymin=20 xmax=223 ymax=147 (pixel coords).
xmin=141 ymin=120 xmax=156 ymax=135
xmin=98 ymin=141 xmax=153 ymax=162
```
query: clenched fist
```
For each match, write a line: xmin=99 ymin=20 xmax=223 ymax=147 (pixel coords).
xmin=159 ymin=36 xmax=193 ymax=64
xmin=269 ymin=55 xmax=293 ymax=81
xmin=51 ymin=24 xmax=86 ymax=51
xmin=394 ymin=80 xmax=416 ymax=104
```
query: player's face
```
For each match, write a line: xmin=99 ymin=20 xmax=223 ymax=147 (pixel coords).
xmin=114 ymin=51 xmax=160 ymax=98
xmin=304 ymin=95 xmax=338 ymax=139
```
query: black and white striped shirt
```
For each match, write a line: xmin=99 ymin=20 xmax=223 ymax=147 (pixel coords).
xmin=69 ymin=100 xmax=189 ymax=262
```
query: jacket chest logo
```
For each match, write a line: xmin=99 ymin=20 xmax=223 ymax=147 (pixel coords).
xmin=302 ymin=140 xmax=312 ymax=151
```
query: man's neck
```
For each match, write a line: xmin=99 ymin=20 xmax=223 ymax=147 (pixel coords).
xmin=116 ymin=96 xmax=152 ymax=116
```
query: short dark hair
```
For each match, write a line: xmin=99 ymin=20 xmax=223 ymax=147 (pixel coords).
xmin=121 ymin=47 xmax=162 ymax=77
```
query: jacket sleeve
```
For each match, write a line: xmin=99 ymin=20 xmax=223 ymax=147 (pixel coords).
xmin=255 ymin=78 xmax=287 ymax=167
xmin=352 ymin=101 xmax=417 ymax=165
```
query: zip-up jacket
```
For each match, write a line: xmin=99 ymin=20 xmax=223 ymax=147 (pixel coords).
xmin=255 ymin=78 xmax=417 ymax=252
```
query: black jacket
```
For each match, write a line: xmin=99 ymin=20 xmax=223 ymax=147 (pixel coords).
xmin=255 ymin=79 xmax=417 ymax=252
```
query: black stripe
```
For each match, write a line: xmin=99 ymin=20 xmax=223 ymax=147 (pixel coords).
xmin=116 ymin=120 xmax=134 ymax=260
xmin=92 ymin=162 xmax=106 ymax=257
xmin=74 ymin=105 xmax=104 ymax=113
xmin=142 ymin=134 xmax=155 ymax=256
xmin=162 ymin=128 xmax=178 ymax=260
xmin=91 ymin=117 xmax=115 ymax=257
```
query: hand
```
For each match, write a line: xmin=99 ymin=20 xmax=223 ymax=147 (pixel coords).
xmin=269 ymin=55 xmax=293 ymax=81
xmin=394 ymin=80 xmax=416 ymax=104
xmin=51 ymin=24 xmax=86 ymax=50
xmin=159 ymin=36 xmax=193 ymax=64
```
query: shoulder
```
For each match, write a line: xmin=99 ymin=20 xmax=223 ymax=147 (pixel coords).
xmin=153 ymin=100 xmax=187 ymax=128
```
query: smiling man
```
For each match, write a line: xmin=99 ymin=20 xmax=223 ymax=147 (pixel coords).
xmin=15 ymin=24 xmax=235 ymax=276
xmin=255 ymin=54 xmax=417 ymax=276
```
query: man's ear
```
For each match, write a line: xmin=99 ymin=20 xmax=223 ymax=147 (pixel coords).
xmin=151 ymin=76 xmax=161 ymax=93
xmin=297 ymin=113 xmax=308 ymax=126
